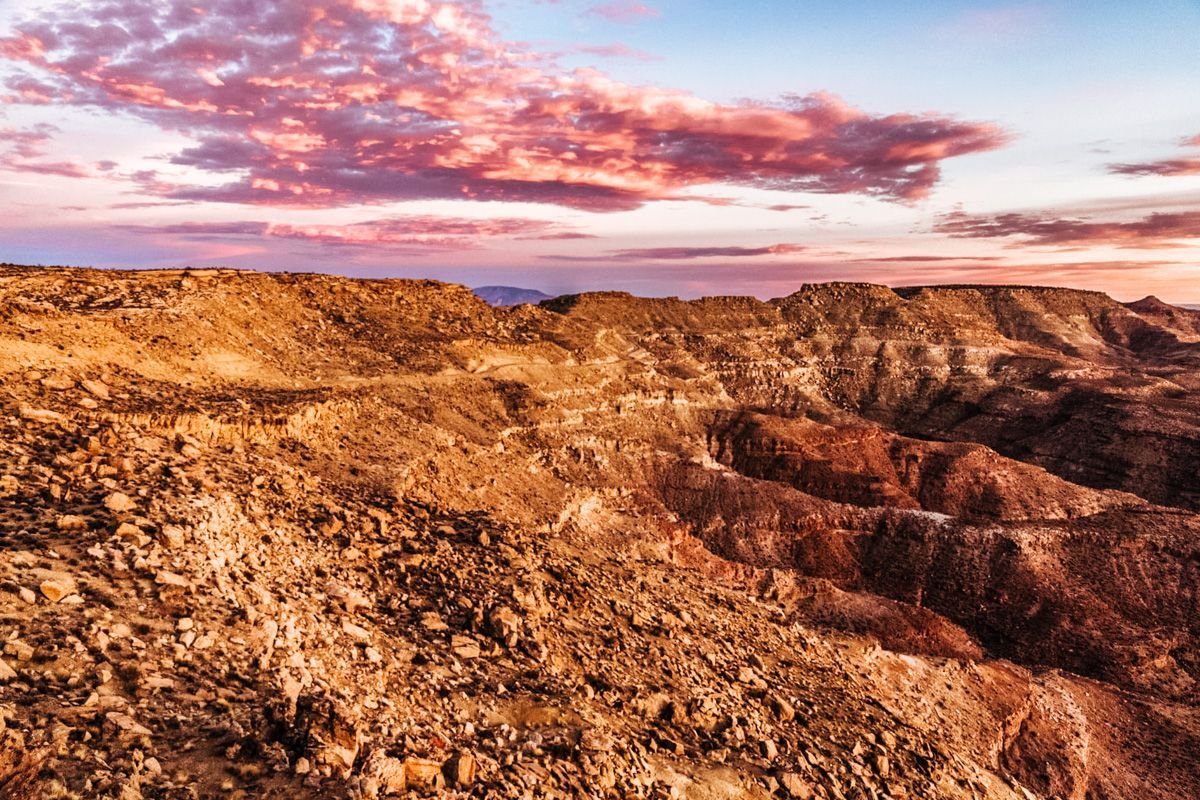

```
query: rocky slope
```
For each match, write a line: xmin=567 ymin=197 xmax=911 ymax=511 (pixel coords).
xmin=1 ymin=266 xmax=1199 ymax=800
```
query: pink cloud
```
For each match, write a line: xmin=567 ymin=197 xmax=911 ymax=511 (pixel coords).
xmin=0 ymin=0 xmax=1007 ymax=211
xmin=547 ymin=243 xmax=807 ymax=261
xmin=584 ymin=2 xmax=660 ymax=23
xmin=852 ymin=255 xmax=1005 ymax=263
xmin=118 ymin=214 xmax=577 ymax=250
xmin=4 ymin=159 xmax=95 ymax=177
xmin=520 ymin=231 xmax=598 ymax=241
xmin=122 ymin=221 xmax=272 ymax=237
xmin=0 ymin=123 xmax=56 ymax=157
xmin=935 ymin=210 xmax=1200 ymax=249
xmin=1109 ymin=134 xmax=1200 ymax=178
xmin=1109 ymin=159 xmax=1200 ymax=178
xmin=0 ymin=122 xmax=101 ymax=177
xmin=109 ymin=200 xmax=197 ymax=210
xmin=576 ymin=43 xmax=659 ymax=61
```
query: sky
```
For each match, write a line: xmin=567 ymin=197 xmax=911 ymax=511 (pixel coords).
xmin=0 ymin=0 xmax=1198 ymax=301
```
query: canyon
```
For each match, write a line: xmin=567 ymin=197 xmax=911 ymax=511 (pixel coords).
xmin=1 ymin=265 xmax=1199 ymax=799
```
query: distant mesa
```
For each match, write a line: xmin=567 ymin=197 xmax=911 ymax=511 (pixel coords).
xmin=472 ymin=285 xmax=555 ymax=306
xmin=1127 ymin=295 xmax=1182 ymax=313
xmin=1125 ymin=296 xmax=1200 ymax=331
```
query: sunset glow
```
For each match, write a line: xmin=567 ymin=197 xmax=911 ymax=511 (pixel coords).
xmin=2 ymin=0 xmax=1198 ymax=300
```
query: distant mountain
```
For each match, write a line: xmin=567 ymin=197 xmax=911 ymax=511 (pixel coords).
xmin=473 ymin=285 xmax=554 ymax=306
xmin=1182 ymin=304 xmax=1200 ymax=311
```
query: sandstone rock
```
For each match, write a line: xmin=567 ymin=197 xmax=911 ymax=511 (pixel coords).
xmin=19 ymin=405 xmax=64 ymax=424
xmin=17 ymin=587 xmax=35 ymax=605
xmin=326 ymin=582 xmax=371 ymax=613
xmin=115 ymin=522 xmax=146 ymax=543
xmin=80 ymin=379 xmax=110 ymax=400
xmin=342 ymin=619 xmax=371 ymax=640
xmin=40 ymin=375 xmax=75 ymax=391
xmin=103 ymin=491 xmax=134 ymax=513
xmin=56 ymin=515 xmax=88 ymax=532
xmin=736 ymin=666 xmax=767 ymax=689
xmin=443 ymin=751 xmax=477 ymax=788
xmin=0 ymin=475 xmax=17 ymax=497
xmin=403 ymin=757 xmax=445 ymax=792
xmin=420 ymin=611 xmax=449 ymax=631
xmin=104 ymin=712 xmax=152 ymax=738
xmin=778 ymin=772 xmax=814 ymax=799
xmin=40 ymin=574 xmax=77 ymax=603
xmin=451 ymin=634 xmax=480 ymax=659
xmin=486 ymin=605 xmax=521 ymax=641
xmin=769 ymin=694 xmax=796 ymax=723
xmin=155 ymin=570 xmax=190 ymax=588
xmin=158 ymin=525 xmax=186 ymax=550
xmin=580 ymin=728 xmax=615 ymax=753
xmin=3 ymin=641 xmax=33 ymax=662
xmin=361 ymin=751 xmax=407 ymax=795
xmin=0 ymin=658 xmax=16 ymax=682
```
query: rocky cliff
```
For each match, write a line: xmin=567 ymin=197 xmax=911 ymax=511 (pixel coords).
xmin=1 ymin=266 xmax=1199 ymax=800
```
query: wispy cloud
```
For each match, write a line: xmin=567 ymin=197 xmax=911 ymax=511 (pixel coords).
xmin=851 ymin=255 xmax=1005 ymax=263
xmin=1109 ymin=134 xmax=1200 ymax=178
xmin=545 ymin=243 xmax=807 ymax=261
xmin=936 ymin=209 xmax=1200 ymax=249
xmin=583 ymin=2 xmax=660 ymax=24
xmin=0 ymin=123 xmax=100 ymax=177
xmin=119 ymin=215 xmax=579 ymax=250
xmin=109 ymin=200 xmax=197 ymax=210
xmin=936 ymin=4 xmax=1048 ymax=41
xmin=575 ymin=42 xmax=660 ymax=61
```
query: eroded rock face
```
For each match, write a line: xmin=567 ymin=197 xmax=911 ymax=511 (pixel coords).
xmin=1 ymin=266 xmax=1200 ymax=799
